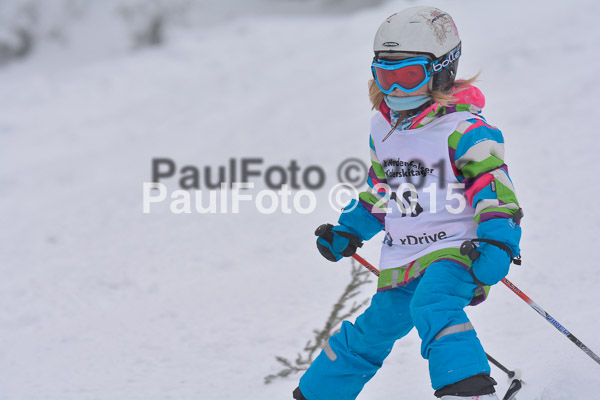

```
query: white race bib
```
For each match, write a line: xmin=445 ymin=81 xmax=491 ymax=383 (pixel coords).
xmin=370 ymin=111 xmax=479 ymax=270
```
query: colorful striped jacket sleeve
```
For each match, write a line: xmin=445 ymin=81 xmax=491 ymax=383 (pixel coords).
xmin=449 ymin=118 xmax=521 ymax=224
xmin=358 ymin=134 xmax=389 ymax=225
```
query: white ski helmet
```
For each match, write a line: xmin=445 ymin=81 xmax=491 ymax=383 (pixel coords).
xmin=373 ymin=7 xmax=461 ymax=93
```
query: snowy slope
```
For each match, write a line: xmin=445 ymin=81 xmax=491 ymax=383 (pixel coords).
xmin=1 ymin=0 xmax=600 ymax=399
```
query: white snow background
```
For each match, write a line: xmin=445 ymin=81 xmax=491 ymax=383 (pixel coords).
xmin=1 ymin=0 xmax=599 ymax=399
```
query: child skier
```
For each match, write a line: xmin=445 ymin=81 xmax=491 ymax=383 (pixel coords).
xmin=293 ymin=6 xmax=522 ymax=400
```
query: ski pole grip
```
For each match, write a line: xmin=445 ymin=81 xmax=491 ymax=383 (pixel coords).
xmin=460 ymin=240 xmax=481 ymax=261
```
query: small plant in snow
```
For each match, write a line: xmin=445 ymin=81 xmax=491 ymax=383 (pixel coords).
xmin=264 ymin=258 xmax=373 ymax=384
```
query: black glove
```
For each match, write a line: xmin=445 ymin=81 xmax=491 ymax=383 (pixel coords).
xmin=314 ymin=223 xmax=362 ymax=262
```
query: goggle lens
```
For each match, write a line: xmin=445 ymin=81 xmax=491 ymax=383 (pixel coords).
xmin=373 ymin=64 xmax=427 ymax=92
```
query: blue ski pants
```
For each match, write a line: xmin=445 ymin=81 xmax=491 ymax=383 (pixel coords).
xmin=298 ymin=260 xmax=491 ymax=400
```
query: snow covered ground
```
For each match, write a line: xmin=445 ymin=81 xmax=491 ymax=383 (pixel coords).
xmin=1 ymin=0 xmax=600 ymax=399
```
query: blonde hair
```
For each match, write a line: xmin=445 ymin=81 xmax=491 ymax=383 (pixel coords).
xmin=368 ymin=74 xmax=480 ymax=111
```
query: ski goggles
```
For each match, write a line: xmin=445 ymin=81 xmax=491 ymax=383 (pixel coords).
xmin=371 ymin=56 xmax=432 ymax=94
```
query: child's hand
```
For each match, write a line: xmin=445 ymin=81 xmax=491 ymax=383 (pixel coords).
xmin=315 ymin=223 xmax=363 ymax=262
xmin=470 ymin=218 xmax=522 ymax=285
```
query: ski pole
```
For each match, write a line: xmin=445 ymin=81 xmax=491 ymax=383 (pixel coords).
xmin=351 ymin=253 xmax=380 ymax=276
xmin=501 ymin=276 xmax=600 ymax=365
xmin=460 ymin=240 xmax=600 ymax=367
xmin=485 ymin=354 xmax=524 ymax=400
xmin=486 ymin=353 xmax=516 ymax=379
